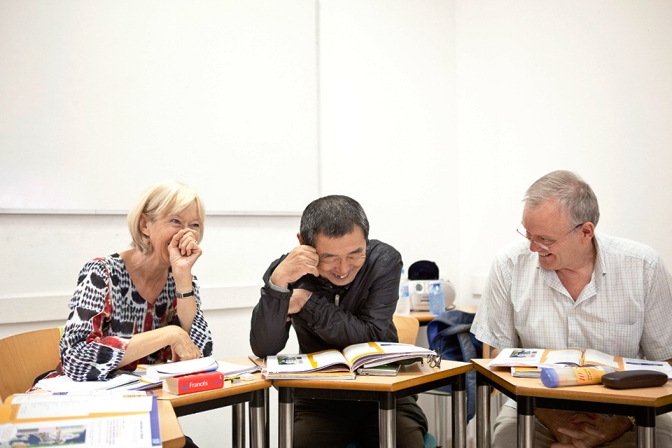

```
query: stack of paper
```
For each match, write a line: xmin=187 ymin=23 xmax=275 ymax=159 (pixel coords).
xmin=0 ymin=392 xmax=160 ymax=447
xmin=36 ymin=373 xmax=145 ymax=393
xmin=145 ymin=356 xmax=218 ymax=380
xmin=216 ymin=361 xmax=261 ymax=377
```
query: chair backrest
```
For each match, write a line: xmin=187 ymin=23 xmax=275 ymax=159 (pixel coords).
xmin=392 ymin=314 xmax=420 ymax=345
xmin=0 ymin=327 xmax=62 ymax=400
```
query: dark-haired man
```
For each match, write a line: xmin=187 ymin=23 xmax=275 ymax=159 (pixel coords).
xmin=250 ymin=195 xmax=428 ymax=448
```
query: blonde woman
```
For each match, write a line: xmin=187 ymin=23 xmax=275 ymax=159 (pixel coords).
xmin=60 ymin=180 xmax=212 ymax=381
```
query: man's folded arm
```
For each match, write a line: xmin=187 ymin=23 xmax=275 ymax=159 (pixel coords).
xmin=250 ymin=280 xmax=293 ymax=358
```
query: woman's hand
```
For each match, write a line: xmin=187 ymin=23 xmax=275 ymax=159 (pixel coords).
xmin=119 ymin=325 xmax=202 ymax=367
xmin=167 ymin=325 xmax=202 ymax=362
xmin=169 ymin=229 xmax=202 ymax=271
xmin=168 ymin=229 xmax=202 ymax=296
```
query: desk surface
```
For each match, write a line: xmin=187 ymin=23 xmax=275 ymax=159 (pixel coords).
xmin=154 ymin=357 xmax=271 ymax=408
xmin=158 ymin=400 xmax=185 ymax=448
xmin=273 ymin=360 xmax=472 ymax=392
xmin=472 ymin=358 xmax=672 ymax=408
xmin=156 ymin=357 xmax=270 ymax=447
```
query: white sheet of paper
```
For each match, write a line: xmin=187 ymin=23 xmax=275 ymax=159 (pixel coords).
xmin=36 ymin=374 xmax=141 ymax=393
xmin=11 ymin=394 xmax=153 ymax=419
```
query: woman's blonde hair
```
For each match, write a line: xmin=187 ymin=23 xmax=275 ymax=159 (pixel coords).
xmin=127 ymin=181 xmax=206 ymax=254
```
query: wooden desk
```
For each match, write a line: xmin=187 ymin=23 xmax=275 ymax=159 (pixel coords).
xmin=273 ymin=360 xmax=472 ymax=448
xmin=472 ymin=359 xmax=672 ymax=448
xmin=410 ymin=305 xmax=478 ymax=325
xmin=155 ymin=357 xmax=272 ymax=448
xmin=158 ymin=400 xmax=186 ymax=448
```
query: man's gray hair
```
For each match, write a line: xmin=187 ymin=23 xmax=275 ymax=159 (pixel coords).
xmin=300 ymin=195 xmax=370 ymax=247
xmin=524 ymin=170 xmax=600 ymax=227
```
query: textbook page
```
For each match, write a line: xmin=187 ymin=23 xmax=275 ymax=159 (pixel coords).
xmin=621 ymin=357 xmax=672 ymax=378
xmin=343 ymin=342 xmax=435 ymax=370
xmin=487 ymin=348 xmax=583 ymax=368
xmin=265 ymin=350 xmax=349 ymax=374
xmin=264 ymin=350 xmax=354 ymax=379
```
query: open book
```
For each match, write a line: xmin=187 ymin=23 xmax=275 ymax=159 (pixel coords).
xmin=489 ymin=348 xmax=672 ymax=378
xmin=263 ymin=342 xmax=436 ymax=380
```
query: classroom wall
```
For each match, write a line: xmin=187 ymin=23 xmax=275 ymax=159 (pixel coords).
xmin=456 ymin=0 xmax=672 ymax=300
xmin=2 ymin=0 xmax=672 ymax=446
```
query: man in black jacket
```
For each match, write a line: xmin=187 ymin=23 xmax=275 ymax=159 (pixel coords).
xmin=250 ymin=195 xmax=428 ymax=448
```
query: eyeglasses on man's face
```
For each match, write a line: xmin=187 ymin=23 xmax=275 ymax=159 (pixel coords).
xmin=516 ymin=223 xmax=583 ymax=251
xmin=318 ymin=252 xmax=366 ymax=267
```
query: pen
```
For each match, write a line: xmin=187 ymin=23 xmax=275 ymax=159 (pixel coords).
xmin=108 ymin=379 xmax=142 ymax=390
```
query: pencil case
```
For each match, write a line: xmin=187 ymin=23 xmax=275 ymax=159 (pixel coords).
xmin=601 ymin=370 xmax=668 ymax=389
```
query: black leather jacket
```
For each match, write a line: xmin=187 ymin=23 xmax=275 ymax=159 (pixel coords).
xmin=250 ymin=239 xmax=402 ymax=357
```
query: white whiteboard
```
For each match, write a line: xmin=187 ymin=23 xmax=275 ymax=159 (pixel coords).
xmin=0 ymin=0 xmax=318 ymax=214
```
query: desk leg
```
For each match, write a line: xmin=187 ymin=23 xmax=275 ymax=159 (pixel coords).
xmin=517 ymin=396 xmax=534 ymax=448
xmin=278 ymin=387 xmax=294 ymax=448
xmin=476 ymin=374 xmax=492 ymax=448
xmin=379 ymin=394 xmax=395 ymax=448
xmin=636 ymin=408 xmax=656 ymax=448
xmin=250 ymin=389 xmax=265 ymax=448
xmin=232 ymin=403 xmax=245 ymax=448
xmin=264 ymin=388 xmax=270 ymax=448
xmin=452 ymin=373 xmax=467 ymax=448
xmin=638 ymin=426 xmax=655 ymax=448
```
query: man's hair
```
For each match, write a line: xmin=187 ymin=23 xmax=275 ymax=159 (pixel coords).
xmin=127 ymin=180 xmax=206 ymax=254
xmin=300 ymin=195 xmax=369 ymax=247
xmin=524 ymin=170 xmax=600 ymax=227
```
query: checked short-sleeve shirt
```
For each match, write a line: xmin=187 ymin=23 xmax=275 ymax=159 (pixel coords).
xmin=471 ymin=232 xmax=672 ymax=361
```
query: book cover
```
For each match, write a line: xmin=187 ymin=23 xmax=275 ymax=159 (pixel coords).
xmin=510 ymin=366 xmax=542 ymax=378
xmin=149 ymin=395 xmax=161 ymax=447
xmin=162 ymin=371 xmax=224 ymax=395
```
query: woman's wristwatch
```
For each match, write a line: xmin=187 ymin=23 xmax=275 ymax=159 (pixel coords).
xmin=176 ymin=289 xmax=194 ymax=299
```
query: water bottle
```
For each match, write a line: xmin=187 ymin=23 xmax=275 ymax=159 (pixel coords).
xmin=541 ymin=366 xmax=615 ymax=388
xmin=429 ymin=282 xmax=445 ymax=315
xmin=395 ymin=269 xmax=411 ymax=315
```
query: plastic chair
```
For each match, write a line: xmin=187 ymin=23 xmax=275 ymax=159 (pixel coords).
xmin=395 ymin=315 xmax=439 ymax=447
xmin=0 ymin=326 xmax=63 ymax=400
xmin=393 ymin=313 xmax=420 ymax=344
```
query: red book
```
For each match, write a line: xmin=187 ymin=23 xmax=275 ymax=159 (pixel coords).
xmin=162 ymin=370 xmax=224 ymax=395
